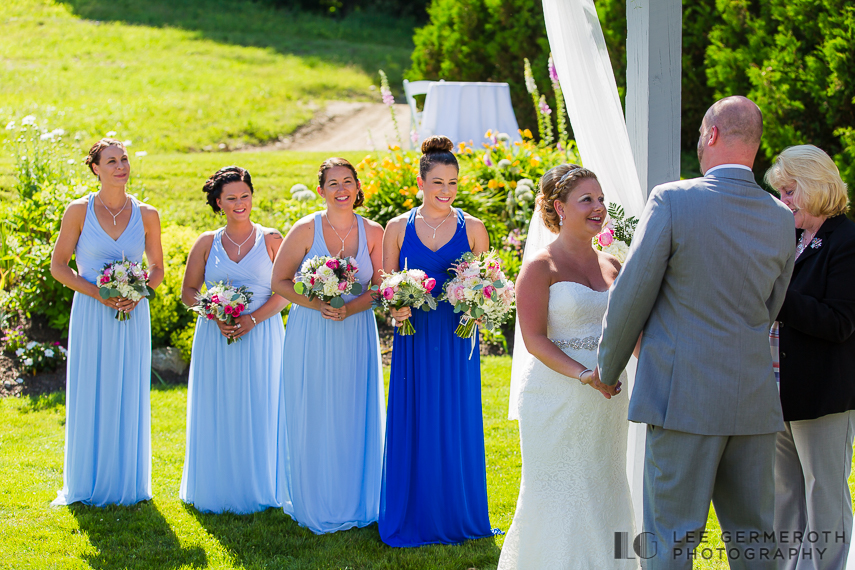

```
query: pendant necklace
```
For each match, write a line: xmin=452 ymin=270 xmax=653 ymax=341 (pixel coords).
xmin=418 ymin=206 xmax=454 ymax=239
xmin=325 ymin=212 xmax=355 ymax=257
xmin=97 ymin=192 xmax=129 ymax=226
xmin=224 ymin=224 xmax=255 ymax=256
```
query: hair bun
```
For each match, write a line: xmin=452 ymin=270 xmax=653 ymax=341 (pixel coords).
xmin=421 ymin=135 xmax=454 ymax=154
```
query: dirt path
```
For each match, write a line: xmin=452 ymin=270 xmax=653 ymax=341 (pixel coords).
xmin=245 ymin=101 xmax=413 ymax=153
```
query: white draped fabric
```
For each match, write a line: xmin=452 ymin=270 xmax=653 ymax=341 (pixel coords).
xmin=509 ymin=0 xmax=648 ymax=534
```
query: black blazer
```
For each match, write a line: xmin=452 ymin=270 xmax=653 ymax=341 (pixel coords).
xmin=778 ymin=214 xmax=855 ymax=421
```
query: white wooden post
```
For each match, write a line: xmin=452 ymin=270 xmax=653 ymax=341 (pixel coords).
xmin=626 ymin=0 xmax=682 ymax=198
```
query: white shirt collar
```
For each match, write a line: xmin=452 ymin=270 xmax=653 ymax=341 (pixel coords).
xmin=704 ymin=164 xmax=753 ymax=177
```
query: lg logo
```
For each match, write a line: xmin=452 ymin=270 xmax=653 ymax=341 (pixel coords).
xmin=615 ymin=532 xmax=658 ymax=560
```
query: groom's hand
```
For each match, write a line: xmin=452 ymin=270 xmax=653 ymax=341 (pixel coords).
xmin=589 ymin=367 xmax=621 ymax=399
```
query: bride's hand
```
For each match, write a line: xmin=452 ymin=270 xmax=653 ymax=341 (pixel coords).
xmin=582 ymin=368 xmax=621 ymax=399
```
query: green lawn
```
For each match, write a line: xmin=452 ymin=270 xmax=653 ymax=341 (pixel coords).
xmin=0 ymin=355 xmax=752 ymax=570
xmin=0 ymin=0 xmax=414 ymax=153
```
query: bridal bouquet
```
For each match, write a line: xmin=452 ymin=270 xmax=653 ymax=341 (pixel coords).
xmin=293 ymin=255 xmax=362 ymax=309
xmin=593 ymin=204 xmax=637 ymax=263
xmin=443 ymin=251 xmax=516 ymax=342
xmin=372 ymin=267 xmax=438 ymax=335
xmin=189 ymin=282 xmax=253 ymax=344
xmin=97 ymin=260 xmax=155 ymax=321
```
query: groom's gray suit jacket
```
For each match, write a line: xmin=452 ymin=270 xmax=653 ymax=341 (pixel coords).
xmin=598 ymin=168 xmax=795 ymax=435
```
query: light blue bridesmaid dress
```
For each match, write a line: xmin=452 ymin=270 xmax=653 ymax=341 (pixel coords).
xmin=277 ymin=213 xmax=385 ymax=534
xmin=180 ymin=225 xmax=284 ymax=514
xmin=53 ymin=194 xmax=152 ymax=507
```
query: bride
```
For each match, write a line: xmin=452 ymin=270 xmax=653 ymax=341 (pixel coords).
xmin=498 ymin=164 xmax=638 ymax=569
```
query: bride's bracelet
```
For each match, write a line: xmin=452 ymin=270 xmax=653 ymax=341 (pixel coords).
xmin=578 ymin=369 xmax=593 ymax=384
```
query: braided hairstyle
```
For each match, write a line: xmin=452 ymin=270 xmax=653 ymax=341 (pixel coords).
xmin=419 ymin=135 xmax=458 ymax=179
xmin=202 ymin=166 xmax=254 ymax=213
xmin=536 ymin=164 xmax=598 ymax=233
xmin=318 ymin=157 xmax=364 ymax=208
xmin=84 ymin=138 xmax=125 ymax=177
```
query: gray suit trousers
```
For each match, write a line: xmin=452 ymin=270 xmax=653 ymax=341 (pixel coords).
xmin=775 ymin=410 xmax=855 ymax=570
xmin=640 ymin=425 xmax=777 ymax=570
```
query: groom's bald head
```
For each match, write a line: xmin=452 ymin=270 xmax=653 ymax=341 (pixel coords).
xmin=697 ymin=96 xmax=763 ymax=172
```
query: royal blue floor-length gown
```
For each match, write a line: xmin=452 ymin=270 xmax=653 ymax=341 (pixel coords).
xmin=277 ymin=213 xmax=385 ymax=533
xmin=179 ymin=225 xmax=284 ymax=514
xmin=53 ymin=195 xmax=152 ymax=507
xmin=378 ymin=207 xmax=494 ymax=547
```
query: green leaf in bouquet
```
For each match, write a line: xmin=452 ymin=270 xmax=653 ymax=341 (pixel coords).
xmin=493 ymin=280 xmax=504 ymax=288
xmin=420 ymin=303 xmax=431 ymax=312
xmin=472 ymin=284 xmax=484 ymax=290
xmin=294 ymin=282 xmax=306 ymax=295
xmin=230 ymin=293 xmax=240 ymax=302
xmin=473 ymin=307 xmax=484 ymax=318
xmin=98 ymin=288 xmax=111 ymax=300
xmin=350 ymin=282 xmax=363 ymax=296
xmin=145 ymin=285 xmax=157 ymax=300
xmin=109 ymin=289 xmax=122 ymax=298
xmin=455 ymin=301 xmax=467 ymax=313
xmin=330 ymin=296 xmax=345 ymax=309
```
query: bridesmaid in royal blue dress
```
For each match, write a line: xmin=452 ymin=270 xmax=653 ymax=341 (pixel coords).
xmin=272 ymin=157 xmax=385 ymax=533
xmin=379 ymin=136 xmax=494 ymax=546
xmin=179 ymin=166 xmax=287 ymax=514
xmin=50 ymin=139 xmax=164 ymax=506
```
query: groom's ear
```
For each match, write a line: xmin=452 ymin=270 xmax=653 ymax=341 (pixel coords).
xmin=708 ymin=125 xmax=720 ymax=146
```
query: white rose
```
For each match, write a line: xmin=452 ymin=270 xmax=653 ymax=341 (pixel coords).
xmin=44 ymin=349 xmax=54 ymax=358
xmin=26 ymin=341 xmax=37 ymax=350
xmin=15 ymin=348 xmax=24 ymax=357
xmin=24 ymin=358 xmax=33 ymax=366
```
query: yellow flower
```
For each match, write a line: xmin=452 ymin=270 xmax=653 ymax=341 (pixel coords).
xmin=388 ymin=144 xmax=401 ymax=151
xmin=509 ymin=180 xmax=517 ymax=189
xmin=487 ymin=179 xmax=499 ymax=189
xmin=484 ymin=129 xmax=493 ymax=139
xmin=404 ymin=199 xmax=413 ymax=208
xmin=512 ymin=160 xmax=520 ymax=166
xmin=465 ymin=147 xmax=473 ymax=155
xmin=530 ymin=156 xmax=540 ymax=167
xmin=473 ymin=183 xmax=484 ymax=193
xmin=523 ymin=128 xmax=533 ymax=139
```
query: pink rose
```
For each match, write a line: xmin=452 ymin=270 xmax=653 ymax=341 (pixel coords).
xmin=382 ymin=287 xmax=395 ymax=300
xmin=224 ymin=305 xmax=233 ymax=315
xmin=597 ymin=231 xmax=614 ymax=247
xmin=326 ymin=259 xmax=339 ymax=269
xmin=207 ymin=314 xmax=215 ymax=320
xmin=483 ymin=285 xmax=495 ymax=299
xmin=99 ymin=276 xmax=109 ymax=285
xmin=310 ymin=277 xmax=316 ymax=286
xmin=338 ymin=281 xmax=348 ymax=292
xmin=424 ymin=278 xmax=436 ymax=292
xmin=236 ymin=304 xmax=245 ymax=313
xmin=211 ymin=294 xmax=220 ymax=304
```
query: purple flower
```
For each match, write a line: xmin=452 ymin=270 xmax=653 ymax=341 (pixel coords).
xmin=483 ymin=153 xmax=493 ymax=167
xmin=548 ymin=56 xmax=559 ymax=83
xmin=539 ymin=99 xmax=552 ymax=116
xmin=381 ymin=88 xmax=395 ymax=107
xmin=410 ymin=129 xmax=419 ymax=144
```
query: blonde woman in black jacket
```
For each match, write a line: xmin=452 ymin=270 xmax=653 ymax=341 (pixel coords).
xmin=766 ymin=144 xmax=855 ymax=570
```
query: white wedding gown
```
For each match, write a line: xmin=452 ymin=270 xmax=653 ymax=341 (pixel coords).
xmin=499 ymin=282 xmax=638 ymax=570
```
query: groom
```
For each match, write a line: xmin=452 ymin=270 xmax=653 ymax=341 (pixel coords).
xmin=594 ymin=96 xmax=795 ymax=569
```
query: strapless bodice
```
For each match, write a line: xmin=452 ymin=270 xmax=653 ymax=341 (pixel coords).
xmin=546 ymin=281 xmax=609 ymax=343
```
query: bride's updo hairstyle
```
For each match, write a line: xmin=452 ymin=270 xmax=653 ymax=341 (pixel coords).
xmin=537 ymin=163 xmax=598 ymax=233
xmin=318 ymin=157 xmax=364 ymax=208
xmin=202 ymin=166 xmax=254 ymax=213
xmin=419 ymin=135 xmax=458 ymax=179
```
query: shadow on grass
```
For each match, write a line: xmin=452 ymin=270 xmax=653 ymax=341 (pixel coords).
xmin=58 ymin=0 xmax=415 ymax=90
xmin=19 ymin=391 xmax=65 ymax=413
xmin=69 ymin=501 xmax=206 ymax=569
xmin=185 ymin=503 xmax=501 ymax=570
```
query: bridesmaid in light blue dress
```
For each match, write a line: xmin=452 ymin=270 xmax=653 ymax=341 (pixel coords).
xmin=179 ymin=166 xmax=287 ymax=514
xmin=50 ymin=139 xmax=164 ymax=506
xmin=272 ymin=157 xmax=385 ymax=533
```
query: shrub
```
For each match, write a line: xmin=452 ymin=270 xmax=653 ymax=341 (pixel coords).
xmin=1 ymin=117 xmax=93 ymax=332
xmin=408 ymin=0 xmax=551 ymax=136
xmin=705 ymin=0 xmax=855 ymax=206
xmin=2 ymin=326 xmax=67 ymax=375
xmin=149 ymin=225 xmax=199 ymax=352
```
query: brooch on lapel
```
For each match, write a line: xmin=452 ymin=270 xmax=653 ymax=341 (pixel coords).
xmin=811 ymin=238 xmax=823 ymax=249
